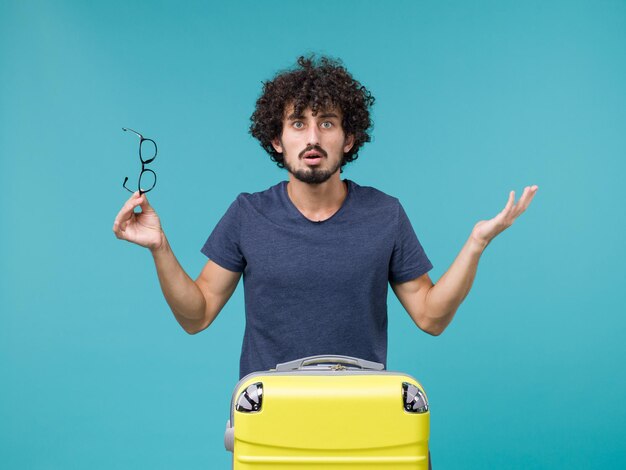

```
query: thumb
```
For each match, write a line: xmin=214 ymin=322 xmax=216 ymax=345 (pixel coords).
xmin=137 ymin=193 xmax=154 ymax=212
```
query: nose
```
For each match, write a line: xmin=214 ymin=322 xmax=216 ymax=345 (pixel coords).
xmin=306 ymin=123 xmax=321 ymax=147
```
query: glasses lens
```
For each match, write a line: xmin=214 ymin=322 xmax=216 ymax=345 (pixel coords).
xmin=138 ymin=169 xmax=156 ymax=193
xmin=140 ymin=139 xmax=157 ymax=163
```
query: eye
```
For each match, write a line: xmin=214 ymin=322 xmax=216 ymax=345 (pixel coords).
xmin=320 ymin=121 xmax=333 ymax=129
xmin=292 ymin=121 xmax=304 ymax=129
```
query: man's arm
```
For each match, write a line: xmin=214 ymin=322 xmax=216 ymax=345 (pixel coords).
xmin=392 ymin=185 xmax=538 ymax=336
xmin=391 ymin=237 xmax=484 ymax=336
xmin=113 ymin=191 xmax=241 ymax=334
xmin=151 ymin=237 xmax=241 ymax=334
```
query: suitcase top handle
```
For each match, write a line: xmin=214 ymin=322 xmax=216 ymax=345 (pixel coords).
xmin=274 ymin=355 xmax=385 ymax=372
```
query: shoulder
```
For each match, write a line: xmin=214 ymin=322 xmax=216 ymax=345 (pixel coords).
xmin=231 ymin=181 xmax=286 ymax=215
xmin=236 ymin=181 xmax=284 ymax=202
xmin=347 ymin=180 xmax=400 ymax=210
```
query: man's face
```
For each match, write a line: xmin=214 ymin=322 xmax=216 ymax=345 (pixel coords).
xmin=271 ymin=104 xmax=354 ymax=185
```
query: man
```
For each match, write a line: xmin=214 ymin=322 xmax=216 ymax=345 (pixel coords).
xmin=113 ymin=55 xmax=538 ymax=379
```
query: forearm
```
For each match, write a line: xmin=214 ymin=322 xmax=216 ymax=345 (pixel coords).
xmin=425 ymin=235 xmax=487 ymax=334
xmin=150 ymin=235 xmax=207 ymax=332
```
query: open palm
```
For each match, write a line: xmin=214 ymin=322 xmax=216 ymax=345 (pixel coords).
xmin=471 ymin=185 xmax=538 ymax=248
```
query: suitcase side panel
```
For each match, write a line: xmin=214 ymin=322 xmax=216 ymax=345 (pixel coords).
xmin=231 ymin=374 xmax=429 ymax=469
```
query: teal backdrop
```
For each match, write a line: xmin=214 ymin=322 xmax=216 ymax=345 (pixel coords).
xmin=1 ymin=1 xmax=625 ymax=468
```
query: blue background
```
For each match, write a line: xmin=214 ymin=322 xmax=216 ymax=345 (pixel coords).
xmin=1 ymin=0 xmax=624 ymax=468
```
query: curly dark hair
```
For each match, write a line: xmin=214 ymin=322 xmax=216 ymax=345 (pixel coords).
xmin=249 ymin=55 xmax=375 ymax=169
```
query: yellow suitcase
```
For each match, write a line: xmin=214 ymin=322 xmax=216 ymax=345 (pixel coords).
xmin=224 ymin=355 xmax=430 ymax=469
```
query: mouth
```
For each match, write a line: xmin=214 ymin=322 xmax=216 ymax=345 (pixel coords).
xmin=301 ymin=148 xmax=326 ymax=166
xmin=303 ymin=153 xmax=323 ymax=166
xmin=303 ymin=151 xmax=324 ymax=159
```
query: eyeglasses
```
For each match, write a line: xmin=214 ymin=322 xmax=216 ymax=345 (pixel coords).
xmin=122 ymin=127 xmax=157 ymax=195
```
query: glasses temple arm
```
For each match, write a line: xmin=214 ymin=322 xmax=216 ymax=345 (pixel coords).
xmin=122 ymin=127 xmax=143 ymax=138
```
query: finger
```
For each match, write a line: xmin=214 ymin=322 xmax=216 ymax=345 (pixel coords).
xmin=113 ymin=213 xmax=132 ymax=238
xmin=123 ymin=191 xmax=144 ymax=215
xmin=137 ymin=193 xmax=154 ymax=212
xmin=113 ymin=192 xmax=143 ymax=230
xmin=515 ymin=185 xmax=538 ymax=215
xmin=515 ymin=186 xmax=530 ymax=207
xmin=522 ymin=185 xmax=539 ymax=210
xmin=113 ymin=214 xmax=129 ymax=234
xmin=122 ymin=212 xmax=137 ymax=232
xmin=502 ymin=190 xmax=515 ymax=214
xmin=113 ymin=222 xmax=129 ymax=239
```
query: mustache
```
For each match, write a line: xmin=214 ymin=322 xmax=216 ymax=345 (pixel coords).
xmin=299 ymin=145 xmax=328 ymax=159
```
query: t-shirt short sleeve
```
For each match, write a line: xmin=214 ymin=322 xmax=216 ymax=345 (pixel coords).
xmin=388 ymin=203 xmax=433 ymax=283
xmin=200 ymin=196 xmax=246 ymax=272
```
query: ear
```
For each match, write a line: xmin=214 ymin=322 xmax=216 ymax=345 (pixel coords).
xmin=343 ymin=134 xmax=355 ymax=154
xmin=271 ymin=137 xmax=284 ymax=154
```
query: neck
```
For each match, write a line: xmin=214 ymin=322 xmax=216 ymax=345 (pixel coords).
xmin=286 ymin=172 xmax=347 ymax=222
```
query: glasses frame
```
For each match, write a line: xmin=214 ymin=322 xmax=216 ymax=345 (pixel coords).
xmin=122 ymin=127 xmax=157 ymax=195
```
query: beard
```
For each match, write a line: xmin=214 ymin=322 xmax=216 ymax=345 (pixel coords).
xmin=284 ymin=161 xmax=341 ymax=184
xmin=282 ymin=145 xmax=343 ymax=185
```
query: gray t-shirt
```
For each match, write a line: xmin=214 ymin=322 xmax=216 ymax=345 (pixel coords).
xmin=201 ymin=179 xmax=433 ymax=379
